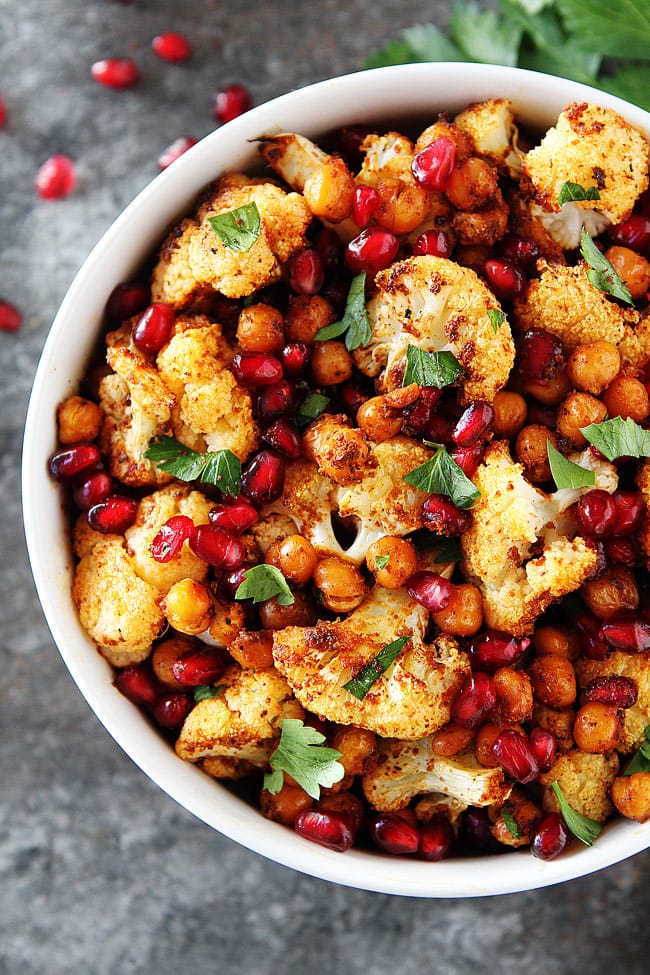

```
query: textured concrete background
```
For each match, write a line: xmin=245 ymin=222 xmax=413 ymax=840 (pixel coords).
xmin=2 ymin=1 xmax=650 ymax=972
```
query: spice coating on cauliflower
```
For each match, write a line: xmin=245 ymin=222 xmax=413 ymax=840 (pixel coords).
xmin=576 ymin=653 xmax=650 ymax=755
xmin=454 ymin=98 xmax=522 ymax=175
xmin=540 ymin=750 xmax=620 ymax=823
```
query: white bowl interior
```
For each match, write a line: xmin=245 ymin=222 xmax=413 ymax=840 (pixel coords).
xmin=22 ymin=62 xmax=650 ymax=896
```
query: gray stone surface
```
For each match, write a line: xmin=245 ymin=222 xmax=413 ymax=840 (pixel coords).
xmin=2 ymin=1 xmax=649 ymax=972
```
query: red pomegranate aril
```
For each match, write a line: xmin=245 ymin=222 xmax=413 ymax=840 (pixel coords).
xmin=339 ymin=383 xmax=369 ymax=418
xmin=450 ymin=443 xmax=484 ymax=478
xmin=256 ymin=381 xmax=296 ymax=421
xmin=0 ymin=97 xmax=6 ymax=128
xmin=424 ymin=413 xmax=455 ymax=445
xmin=288 ymin=248 xmax=324 ymax=295
xmin=49 ymin=444 xmax=101 ymax=481
xmin=91 ymin=58 xmax=140 ymax=89
xmin=208 ymin=498 xmax=258 ymax=534
xmin=529 ymin=727 xmax=557 ymax=773
xmin=462 ymin=807 xmax=498 ymax=853
xmin=469 ymin=630 xmax=530 ymax=671
xmin=346 ymin=226 xmax=399 ymax=276
xmin=604 ymin=536 xmax=639 ymax=565
xmin=406 ymin=571 xmax=454 ymax=612
xmin=575 ymin=612 xmax=610 ymax=660
xmin=105 ymin=282 xmax=150 ymax=324
xmin=314 ymin=227 xmax=344 ymax=270
xmin=371 ymin=813 xmax=420 ymax=856
xmin=402 ymin=386 xmax=444 ymax=436
xmin=261 ymin=417 xmax=303 ymax=459
xmin=452 ymin=672 xmax=497 ymax=728
xmin=150 ymin=515 xmax=195 ymax=562
xmin=213 ymin=83 xmax=252 ymax=123
xmin=411 ymin=137 xmax=456 ymax=191
xmin=88 ymin=495 xmax=138 ymax=534
xmin=609 ymin=214 xmax=650 ymax=253
xmin=133 ymin=302 xmax=175 ymax=354
xmin=151 ymin=692 xmax=191 ymax=729
xmin=583 ymin=675 xmax=638 ymax=709
xmin=599 ymin=620 xmax=650 ymax=653
xmin=352 ymin=185 xmax=381 ymax=227
xmin=497 ymin=235 xmax=540 ymax=273
xmin=281 ymin=342 xmax=310 ymax=377
xmin=72 ymin=471 xmax=114 ymax=511
xmin=158 ymin=136 xmax=197 ymax=170
xmin=492 ymin=728 xmax=539 ymax=784
xmin=421 ymin=494 xmax=472 ymax=536
xmin=517 ymin=328 xmax=565 ymax=381
xmin=232 ymin=353 xmax=284 ymax=388
xmin=189 ymin=523 xmax=245 ymax=569
xmin=0 ymin=300 xmax=23 ymax=332
xmin=241 ymin=450 xmax=285 ymax=505
xmin=171 ymin=646 xmax=228 ymax=686
xmin=151 ymin=31 xmax=192 ymax=62
xmin=413 ymin=228 xmax=452 ymax=258
xmin=34 ymin=155 xmax=76 ymax=200
xmin=418 ymin=818 xmax=455 ymax=861
xmin=575 ymin=489 xmax=618 ymax=537
xmin=531 ymin=814 xmax=568 ymax=861
xmin=115 ymin=662 xmax=160 ymax=706
xmin=485 ymin=259 xmax=526 ymax=300
xmin=294 ymin=809 xmax=355 ymax=852
xmin=452 ymin=401 xmax=494 ymax=447
xmin=221 ymin=561 xmax=255 ymax=599
xmin=612 ymin=490 xmax=644 ymax=535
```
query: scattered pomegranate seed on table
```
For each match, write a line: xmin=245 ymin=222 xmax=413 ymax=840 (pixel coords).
xmin=212 ymin=83 xmax=252 ymax=123
xmin=0 ymin=300 xmax=23 ymax=332
xmin=0 ymin=96 xmax=7 ymax=127
xmin=34 ymin=155 xmax=76 ymax=200
xmin=91 ymin=58 xmax=140 ymax=89
xmin=151 ymin=31 xmax=192 ymax=62
xmin=157 ymin=136 xmax=197 ymax=170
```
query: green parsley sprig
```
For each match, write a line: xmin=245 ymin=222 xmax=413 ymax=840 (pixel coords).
xmin=314 ymin=273 xmax=371 ymax=351
xmin=208 ymin=202 xmax=261 ymax=252
xmin=580 ymin=229 xmax=633 ymax=305
xmin=145 ymin=436 xmax=241 ymax=497
xmin=547 ymin=441 xmax=595 ymax=490
xmin=624 ymin=726 xmax=650 ymax=776
xmin=235 ymin=564 xmax=295 ymax=606
xmin=264 ymin=719 xmax=344 ymax=799
xmin=343 ymin=636 xmax=411 ymax=700
xmin=558 ymin=181 xmax=601 ymax=206
xmin=551 ymin=781 xmax=602 ymax=846
xmin=402 ymin=345 xmax=463 ymax=388
xmin=580 ymin=416 xmax=650 ymax=461
xmin=404 ymin=444 xmax=480 ymax=509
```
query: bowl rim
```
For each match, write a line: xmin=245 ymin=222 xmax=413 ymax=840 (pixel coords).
xmin=22 ymin=60 xmax=650 ymax=897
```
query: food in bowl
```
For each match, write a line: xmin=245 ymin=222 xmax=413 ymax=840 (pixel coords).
xmin=47 ymin=92 xmax=650 ymax=865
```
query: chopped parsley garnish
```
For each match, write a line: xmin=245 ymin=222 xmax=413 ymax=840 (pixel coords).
xmin=580 ymin=228 xmax=633 ymax=305
xmin=314 ymin=273 xmax=371 ymax=351
xmin=624 ymin=725 xmax=650 ymax=776
xmin=502 ymin=808 xmax=521 ymax=839
xmin=235 ymin=564 xmax=295 ymax=606
xmin=193 ymin=684 xmax=224 ymax=702
xmin=404 ymin=444 xmax=480 ymax=509
xmin=294 ymin=392 xmax=330 ymax=429
xmin=551 ymin=781 xmax=602 ymax=846
xmin=145 ymin=436 xmax=241 ymax=497
xmin=547 ymin=440 xmax=596 ymax=490
xmin=558 ymin=181 xmax=601 ymax=206
xmin=343 ymin=636 xmax=411 ymax=701
xmin=373 ymin=554 xmax=390 ymax=570
xmin=402 ymin=345 xmax=463 ymax=388
xmin=580 ymin=415 xmax=650 ymax=461
xmin=487 ymin=308 xmax=506 ymax=334
xmin=207 ymin=202 xmax=261 ymax=251
xmin=263 ymin=718 xmax=344 ymax=799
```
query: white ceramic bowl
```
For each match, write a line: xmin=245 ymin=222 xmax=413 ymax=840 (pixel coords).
xmin=23 ymin=62 xmax=650 ymax=897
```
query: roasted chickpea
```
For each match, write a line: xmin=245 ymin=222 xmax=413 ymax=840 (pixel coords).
xmin=265 ymin=533 xmax=318 ymax=586
xmin=611 ymin=772 xmax=650 ymax=822
xmin=581 ymin=564 xmax=639 ymax=620
xmin=286 ymin=293 xmax=336 ymax=343
xmin=260 ymin=783 xmax=313 ymax=825
xmin=431 ymin=723 xmax=476 ymax=758
xmin=605 ymin=245 xmax=650 ymax=300
xmin=489 ymin=790 xmax=542 ymax=849
xmin=366 ymin=536 xmax=418 ymax=590
xmin=310 ymin=340 xmax=353 ymax=386
xmin=492 ymin=390 xmax=527 ymax=439
xmin=259 ymin=590 xmax=318 ymax=629
xmin=493 ymin=667 xmax=534 ymax=723
xmin=57 ymin=395 xmax=103 ymax=444
xmin=317 ymin=791 xmax=365 ymax=832
xmin=208 ymin=599 xmax=246 ymax=646
xmin=572 ymin=702 xmax=624 ymax=753
xmin=163 ymin=578 xmax=213 ymax=635
xmin=515 ymin=424 xmax=556 ymax=482
xmin=446 ymin=157 xmax=498 ymax=211
xmin=329 ymin=726 xmax=378 ymax=775
xmin=371 ymin=177 xmax=431 ymax=234
xmin=528 ymin=655 xmax=577 ymax=709
xmin=556 ymin=391 xmax=607 ymax=447
xmin=567 ymin=340 xmax=621 ymax=395
xmin=602 ymin=375 xmax=650 ymax=422
xmin=152 ymin=635 xmax=197 ymax=688
xmin=415 ymin=120 xmax=474 ymax=161
xmin=521 ymin=369 xmax=571 ymax=406
xmin=356 ymin=395 xmax=402 ymax=442
xmin=303 ymin=157 xmax=355 ymax=223
xmin=236 ymin=304 xmax=284 ymax=353
xmin=532 ymin=624 xmax=579 ymax=660
xmin=228 ymin=629 xmax=274 ymax=669
xmin=430 ymin=584 xmax=484 ymax=637
xmin=313 ymin=556 xmax=368 ymax=613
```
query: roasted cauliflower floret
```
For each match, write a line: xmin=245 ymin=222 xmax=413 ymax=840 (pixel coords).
xmin=175 ymin=665 xmax=303 ymax=764
xmin=618 ymin=314 xmax=650 ymax=374
xmin=272 ymin=586 xmax=470 ymax=740
xmin=523 ymin=102 xmax=649 ymax=248
xmin=540 ymin=749 xmax=620 ymax=823
xmin=362 ymin=739 xmax=512 ymax=812
xmin=303 ymin=413 xmax=372 ymax=486
xmin=356 ymin=256 xmax=515 ymax=404
xmin=576 ymin=653 xmax=650 ymax=754
xmin=454 ymin=98 xmax=522 ymax=175
xmin=461 ymin=441 xmax=617 ymax=636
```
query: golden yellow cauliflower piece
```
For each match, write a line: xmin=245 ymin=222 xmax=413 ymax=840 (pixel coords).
xmin=454 ymin=98 xmax=522 ymax=174
xmin=356 ymin=256 xmax=515 ymax=404
xmin=540 ymin=750 xmax=619 ymax=823
xmin=272 ymin=586 xmax=470 ymax=740
xmin=575 ymin=653 xmax=650 ymax=755
xmin=303 ymin=413 xmax=371 ymax=486
xmin=175 ymin=665 xmax=303 ymax=764
xmin=637 ymin=459 xmax=650 ymax=570
xmin=618 ymin=314 xmax=650 ymax=375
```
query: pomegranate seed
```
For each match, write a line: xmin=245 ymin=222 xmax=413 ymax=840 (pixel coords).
xmin=34 ymin=155 xmax=76 ymax=200
xmin=335 ymin=124 xmax=374 ymax=168
xmin=294 ymin=809 xmax=355 ymax=852
xmin=158 ymin=136 xmax=197 ymax=170
xmin=531 ymin=814 xmax=568 ymax=861
xmin=612 ymin=490 xmax=644 ymax=535
xmin=575 ymin=489 xmax=618 ymax=537
xmin=151 ymin=692 xmax=191 ymax=729
xmin=208 ymin=498 xmax=258 ymax=533
xmin=189 ymin=523 xmax=245 ymax=569
xmin=105 ymin=282 xmax=150 ymax=324
xmin=452 ymin=672 xmax=497 ymax=728
xmin=529 ymin=727 xmax=557 ymax=773
xmin=232 ymin=353 xmax=283 ymax=388
xmin=421 ymin=494 xmax=472 ymax=536
xmin=151 ymin=32 xmax=192 ymax=62
xmin=418 ymin=818 xmax=454 ymax=861
xmin=402 ymin=386 xmax=444 ymax=437
xmin=405 ymin=571 xmax=454 ymax=612
xmin=604 ymin=536 xmax=639 ymax=565
xmin=462 ymin=807 xmax=499 ymax=854
xmin=413 ymin=228 xmax=452 ymax=258
xmin=288 ymin=248 xmax=324 ymax=295
xmin=423 ymin=413 xmax=455 ymax=445
xmin=583 ymin=675 xmax=638 ymax=709
xmin=133 ymin=302 xmax=175 ymax=354
xmin=91 ymin=58 xmax=140 ymax=89
xmin=151 ymin=515 xmax=195 ymax=562
xmin=88 ymin=495 xmax=138 ymax=534
xmin=575 ymin=612 xmax=609 ymax=660
xmin=339 ymin=383 xmax=369 ymax=419
xmin=517 ymin=328 xmax=565 ymax=381
xmin=0 ymin=97 xmax=6 ymax=128
xmin=609 ymin=214 xmax=650 ymax=253
xmin=314 ymin=227 xmax=344 ymax=270
xmin=411 ymin=137 xmax=456 ymax=191
xmin=452 ymin=401 xmax=494 ymax=447
xmin=468 ymin=630 xmax=530 ymax=671
xmin=115 ymin=662 xmax=160 ymax=706
xmin=346 ymin=227 xmax=399 ymax=276
xmin=497 ymin=234 xmax=540 ymax=272
xmin=484 ymin=259 xmax=526 ymax=300
xmin=281 ymin=342 xmax=310 ymax=377
xmin=352 ymin=185 xmax=381 ymax=227
xmin=492 ymin=728 xmax=539 ymax=784
xmin=600 ymin=620 xmax=650 ymax=653
xmin=371 ymin=813 xmax=420 ymax=856
xmin=450 ymin=443 xmax=484 ymax=478
xmin=256 ymin=381 xmax=296 ymax=420
xmin=261 ymin=417 xmax=303 ymax=459
xmin=49 ymin=444 xmax=101 ymax=481
xmin=213 ymin=83 xmax=251 ymax=123
xmin=0 ymin=300 xmax=23 ymax=332
xmin=241 ymin=450 xmax=285 ymax=505
xmin=72 ymin=471 xmax=114 ymax=511
xmin=171 ymin=646 xmax=228 ymax=686
xmin=220 ymin=561 xmax=254 ymax=599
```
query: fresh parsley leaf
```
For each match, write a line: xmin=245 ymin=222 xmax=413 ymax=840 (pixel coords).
xmin=314 ymin=273 xmax=371 ymax=351
xmin=363 ymin=24 xmax=466 ymax=68
xmin=404 ymin=445 xmax=481 ymax=509
xmin=263 ymin=718 xmax=344 ymax=799
xmin=551 ymin=781 xmax=602 ymax=846
xmin=598 ymin=63 xmax=650 ymax=114
xmin=501 ymin=1 xmax=601 ymax=86
xmin=580 ymin=416 xmax=650 ymax=461
xmin=294 ymin=392 xmax=330 ymax=429
xmin=193 ymin=684 xmax=224 ymax=702
xmin=580 ymin=228 xmax=634 ymax=305
xmin=145 ymin=436 xmax=241 ymax=496
xmin=235 ymin=564 xmax=295 ymax=606
xmin=502 ymin=808 xmax=521 ymax=839
xmin=207 ymin=202 xmax=261 ymax=252
xmin=374 ymin=554 xmax=390 ymax=570
xmin=624 ymin=726 xmax=650 ymax=776
xmin=449 ymin=0 xmax=523 ymax=67
xmin=558 ymin=181 xmax=601 ymax=206
xmin=487 ymin=309 xmax=506 ymax=334
xmin=343 ymin=635 xmax=411 ymax=701
xmin=557 ymin=0 xmax=650 ymax=61
xmin=402 ymin=346 xmax=463 ymax=388
xmin=547 ymin=441 xmax=596 ymax=490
